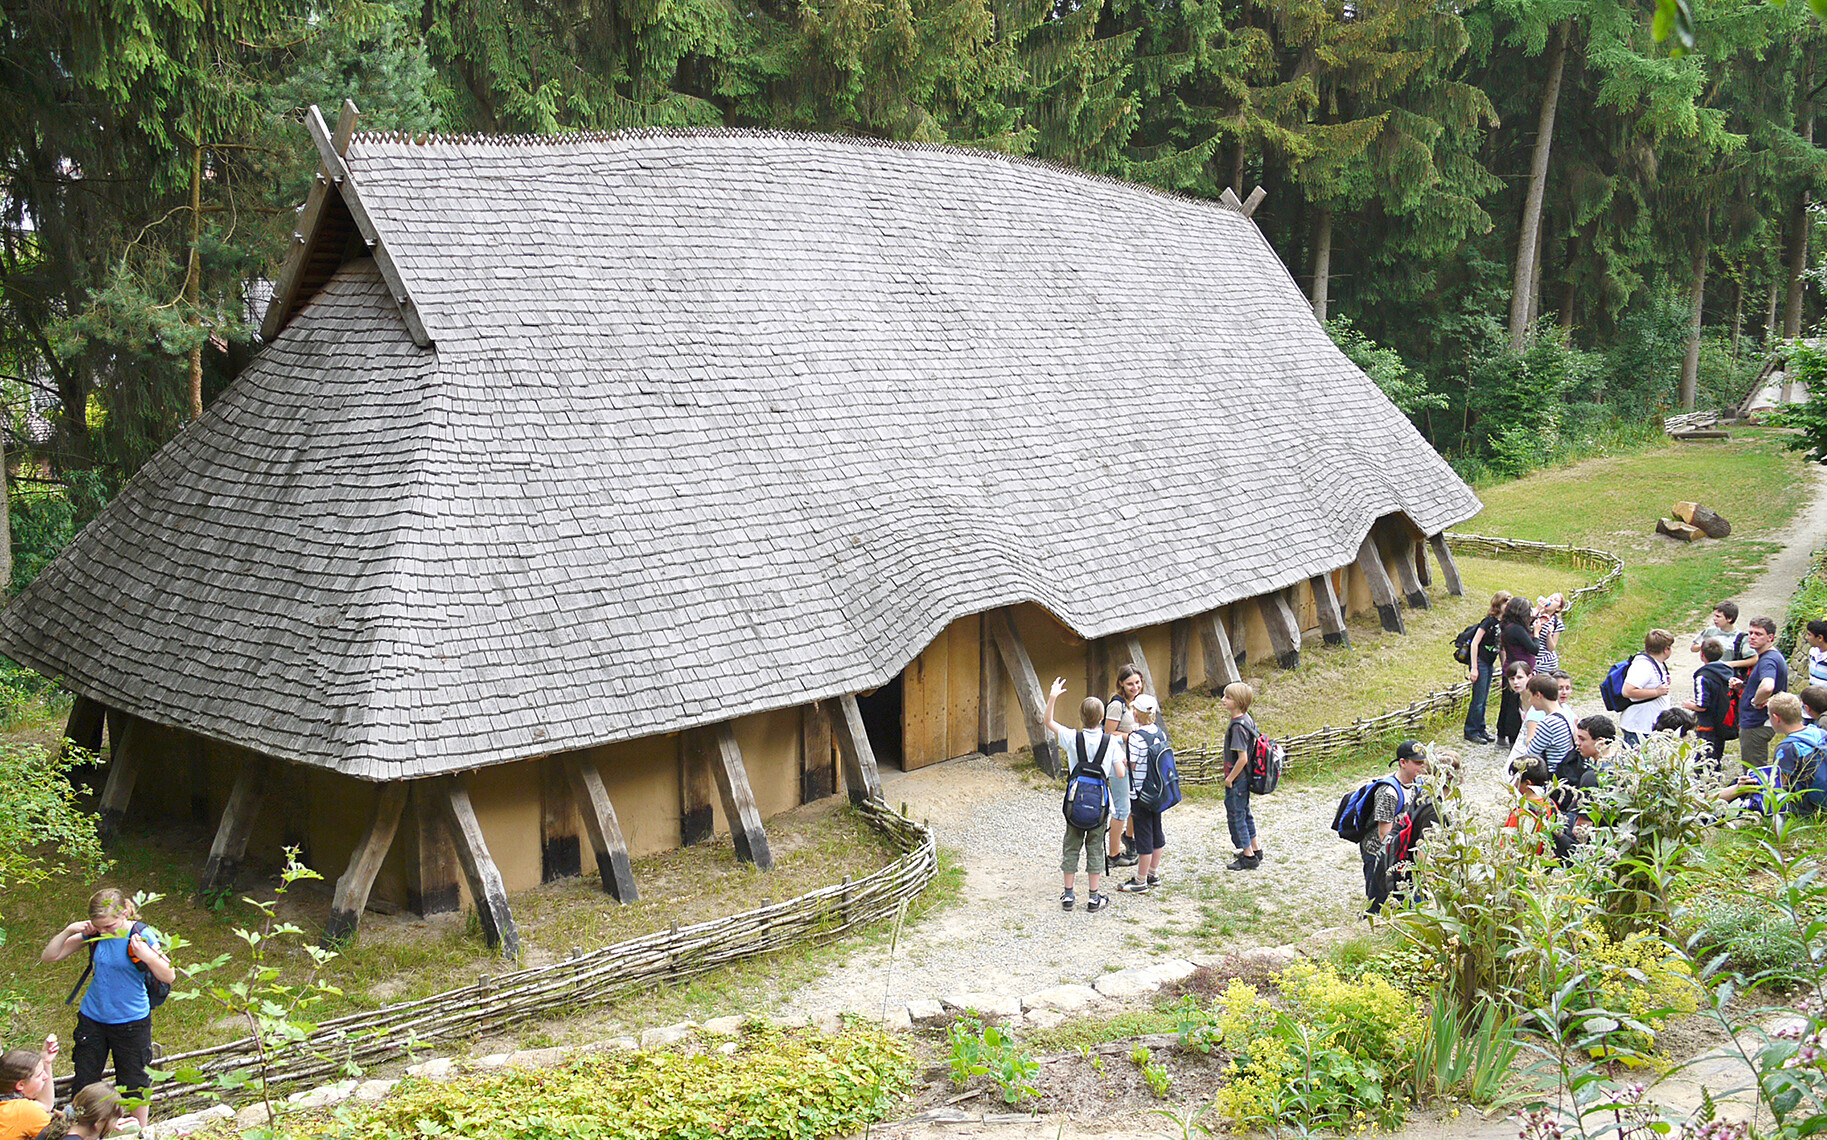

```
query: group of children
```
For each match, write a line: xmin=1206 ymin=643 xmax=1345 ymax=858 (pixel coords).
xmin=1049 ymin=667 xmax=1266 ymax=913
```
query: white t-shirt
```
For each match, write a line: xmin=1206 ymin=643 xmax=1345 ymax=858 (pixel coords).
xmin=1619 ymin=654 xmax=1672 ymax=734
xmin=1510 ymin=708 xmax=1547 ymax=760
xmin=1057 ymin=728 xmax=1124 ymax=779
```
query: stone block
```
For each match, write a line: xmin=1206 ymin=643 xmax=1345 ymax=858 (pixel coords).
xmin=405 ymin=1057 xmax=455 ymax=1080
xmin=1024 ymin=1008 xmax=1066 ymax=1031
xmin=906 ymin=998 xmax=946 ymax=1025
xmin=1021 ymin=984 xmax=1102 ymax=1013
xmin=701 ymin=1015 xmax=746 ymax=1036
xmin=507 ymin=1047 xmax=567 ymax=1067
xmin=353 ymin=1080 xmax=398 ymax=1102
xmin=641 ymin=1022 xmax=697 ymax=1050
xmin=474 ymin=1053 xmax=512 ymax=1069
xmin=879 ymin=1006 xmax=913 ymax=1032
xmin=1093 ymin=970 xmax=1162 ymax=1001
xmin=234 ymin=1104 xmax=272 ymax=1129
xmin=940 ymin=992 xmax=1021 ymax=1020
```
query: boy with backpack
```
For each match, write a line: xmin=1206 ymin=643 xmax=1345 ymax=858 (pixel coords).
xmin=1691 ymin=601 xmax=1741 ymax=655
xmin=1685 ymin=637 xmax=1738 ymax=768
xmin=1220 ymin=683 xmax=1264 ymax=871
xmin=1616 ymin=629 xmax=1675 ymax=748
xmin=1042 ymin=677 xmax=1125 ymax=913
xmin=1118 ymin=694 xmax=1176 ymax=893
xmin=1361 ymin=741 xmax=1427 ymax=915
xmin=0 ymin=1037 xmax=58 ymax=1140
xmin=1771 ymin=693 xmax=1827 ymax=813
xmin=41 ymin=890 xmax=174 ymax=1128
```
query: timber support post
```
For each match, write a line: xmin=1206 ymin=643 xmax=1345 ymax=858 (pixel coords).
xmin=97 ymin=711 xmax=140 ymax=849
xmin=1119 ymin=632 xmax=1155 ymax=695
xmin=1169 ymin=620 xmax=1190 ymax=694
xmin=1310 ymin=573 xmax=1350 ymax=648
xmin=1258 ymin=591 xmax=1301 ymax=671
xmin=406 ymin=784 xmax=460 ymax=916
xmin=1228 ymin=606 xmax=1249 ymax=672
xmin=434 ymin=775 xmax=520 ymax=958
xmin=199 ymin=756 xmax=273 ymax=897
xmin=679 ymin=731 xmax=716 ymax=847
xmin=1428 ymin=534 xmax=1466 ymax=597
xmin=1356 ymin=533 xmax=1405 ymax=634
xmin=1385 ymin=531 xmax=1429 ymax=609
xmin=979 ymin=629 xmax=1007 ymax=755
xmin=1196 ymin=609 xmax=1242 ymax=693
xmin=563 ymin=757 xmax=639 ymax=902
xmin=985 ymin=608 xmax=1058 ymax=777
xmin=824 ymin=694 xmax=886 ymax=806
xmin=323 ymin=782 xmax=408 ymax=946
xmin=707 ymin=723 xmax=773 ymax=871
xmin=62 ymin=697 xmax=106 ymax=761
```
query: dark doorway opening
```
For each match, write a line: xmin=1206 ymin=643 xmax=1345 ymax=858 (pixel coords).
xmin=856 ymin=675 xmax=905 ymax=770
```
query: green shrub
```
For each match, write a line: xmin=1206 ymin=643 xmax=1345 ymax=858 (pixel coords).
xmin=1773 ymin=342 xmax=1827 ymax=467
xmin=1578 ymin=733 xmax=1719 ymax=934
xmin=1683 ymin=895 xmax=1809 ymax=985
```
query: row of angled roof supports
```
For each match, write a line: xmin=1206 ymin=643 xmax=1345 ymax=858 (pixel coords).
xmin=61 ymin=521 xmax=1461 ymax=955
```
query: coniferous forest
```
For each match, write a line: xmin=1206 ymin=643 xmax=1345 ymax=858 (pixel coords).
xmin=0 ymin=0 xmax=1822 ymax=538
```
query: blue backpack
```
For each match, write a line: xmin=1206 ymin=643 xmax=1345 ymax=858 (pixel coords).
xmin=1600 ymin=654 xmax=1667 ymax=713
xmin=1332 ymin=776 xmax=1404 ymax=843
xmin=1133 ymin=727 xmax=1183 ymax=810
xmin=1062 ymin=734 xmax=1113 ymax=830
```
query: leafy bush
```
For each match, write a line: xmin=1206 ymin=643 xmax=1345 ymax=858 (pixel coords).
xmin=1774 ymin=342 xmax=1827 ymax=466
xmin=1684 ymin=896 xmax=1810 ymax=985
xmin=337 ymin=1025 xmax=914 ymax=1140
xmin=0 ymin=740 xmax=107 ymax=943
xmin=1326 ymin=316 xmax=1446 ymax=418
xmin=1577 ymin=733 xmax=1719 ymax=934
xmin=9 ymin=471 xmax=110 ymax=596
xmin=945 ymin=1013 xmax=1038 ymax=1104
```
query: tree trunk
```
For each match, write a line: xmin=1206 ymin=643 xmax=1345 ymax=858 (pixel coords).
xmin=1784 ymin=47 xmax=1815 ymax=340
xmin=186 ymin=141 xmax=204 ymax=421
xmin=1731 ymin=274 xmax=1744 ymax=362
xmin=1681 ymin=233 xmax=1708 ymax=410
xmin=1310 ymin=203 xmax=1332 ymax=321
xmin=1230 ymin=134 xmax=1246 ymax=196
xmin=1509 ymin=20 xmax=1572 ymax=351
xmin=1528 ymin=209 xmax=1547 ymax=327
xmin=1768 ymin=277 xmax=1783 ymax=341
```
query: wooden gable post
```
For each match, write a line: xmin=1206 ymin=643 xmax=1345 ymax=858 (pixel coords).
xmin=563 ymin=757 xmax=639 ymax=903
xmin=706 ymin=723 xmax=774 ymax=871
xmin=979 ymin=628 xmax=1008 ymax=755
xmin=1169 ymin=620 xmax=1190 ymax=694
xmin=1356 ymin=534 xmax=1405 ymax=633
xmin=323 ymin=782 xmax=408 ymax=946
xmin=1196 ymin=610 xmax=1242 ymax=693
xmin=1309 ymin=574 xmax=1351 ymax=648
xmin=984 ymin=608 xmax=1059 ymax=777
xmin=1088 ymin=639 xmax=1111 ymax=704
xmin=1385 ymin=531 xmax=1429 ymax=609
xmin=405 ymin=783 xmax=461 ymax=916
xmin=1257 ymin=592 xmax=1301 ymax=671
xmin=800 ymin=702 xmax=836 ymax=803
xmin=1227 ymin=606 xmax=1249 ymax=671
xmin=539 ymin=760 xmax=582 ymax=882
xmin=823 ymin=694 xmax=886 ymax=806
xmin=433 ymin=775 xmax=520 ymax=958
xmin=97 ymin=710 xmax=141 ymax=849
xmin=679 ymin=732 xmax=716 ymax=847
xmin=1415 ymin=541 xmax=1434 ymax=587
xmin=1428 ymin=534 xmax=1466 ymax=596
xmin=1119 ymin=632 xmax=1156 ymax=696
xmin=62 ymin=697 xmax=105 ymax=761
xmin=199 ymin=756 xmax=273 ymax=897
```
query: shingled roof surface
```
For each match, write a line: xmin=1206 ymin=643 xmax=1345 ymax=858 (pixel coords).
xmin=0 ymin=131 xmax=1480 ymax=779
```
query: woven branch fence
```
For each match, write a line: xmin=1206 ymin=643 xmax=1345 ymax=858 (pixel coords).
xmin=116 ymin=799 xmax=935 ymax=1111
xmin=1173 ymin=532 xmax=1624 ymax=783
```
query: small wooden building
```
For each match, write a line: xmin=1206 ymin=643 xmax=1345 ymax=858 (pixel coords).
xmin=0 ymin=106 xmax=1480 ymax=952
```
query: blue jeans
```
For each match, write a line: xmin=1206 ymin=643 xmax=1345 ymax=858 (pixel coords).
xmin=1464 ymin=657 xmax=1494 ymax=739
xmin=1363 ymin=847 xmax=1390 ymax=914
xmin=1225 ymin=782 xmax=1256 ymax=850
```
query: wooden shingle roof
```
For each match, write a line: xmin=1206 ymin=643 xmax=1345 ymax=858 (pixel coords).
xmin=0 ymin=130 xmax=1480 ymax=779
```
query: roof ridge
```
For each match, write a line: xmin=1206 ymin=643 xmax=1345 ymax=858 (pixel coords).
xmin=345 ymin=127 xmax=1256 ymax=221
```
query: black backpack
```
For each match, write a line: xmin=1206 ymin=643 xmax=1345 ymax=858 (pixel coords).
xmin=1133 ymin=727 xmax=1183 ymax=810
xmin=1061 ymin=735 xmax=1113 ymax=830
xmin=1452 ymin=623 xmax=1480 ymax=665
xmin=66 ymin=921 xmax=170 ymax=1010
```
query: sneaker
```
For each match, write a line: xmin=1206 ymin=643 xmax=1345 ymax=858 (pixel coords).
xmin=1146 ymin=873 xmax=1160 ymax=888
xmin=1122 ymin=836 xmax=1138 ymax=858
xmin=1108 ymin=852 xmax=1139 ymax=868
xmin=1226 ymin=856 xmax=1253 ymax=871
xmin=1060 ymin=889 xmax=1075 ymax=911
xmin=1118 ymin=877 xmax=1152 ymax=893
xmin=1244 ymin=853 xmax=1264 ymax=870
xmin=1086 ymin=892 xmax=1110 ymax=913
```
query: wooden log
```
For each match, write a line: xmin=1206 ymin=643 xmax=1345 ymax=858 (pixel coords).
xmin=707 ymin=723 xmax=773 ymax=871
xmin=1657 ymin=517 xmax=1704 ymax=542
xmin=1673 ymin=501 xmax=1732 ymax=538
xmin=679 ymin=731 xmax=716 ymax=847
xmin=434 ymin=776 xmax=520 ymax=958
xmin=1196 ymin=610 xmax=1242 ymax=693
xmin=1088 ymin=638 xmax=1111 ymax=705
xmin=97 ymin=711 xmax=141 ymax=848
xmin=1309 ymin=574 xmax=1350 ymax=648
xmin=323 ymin=782 xmax=408 ymax=946
xmin=1673 ymin=430 xmax=1731 ymax=441
xmin=563 ymin=757 xmax=639 ymax=903
xmin=1385 ymin=532 xmax=1429 ymax=609
xmin=198 ymin=756 xmax=272 ymax=897
xmin=1427 ymin=533 xmax=1466 ymax=597
xmin=1168 ymin=620 xmax=1190 ymax=695
xmin=799 ymin=701 xmax=836 ymax=803
xmin=824 ymin=693 xmax=886 ymax=806
xmin=62 ymin=696 xmax=105 ymax=761
xmin=1356 ymin=534 xmax=1405 ymax=633
xmin=1256 ymin=592 xmax=1301 ymax=670
xmin=985 ymin=608 xmax=1058 ymax=777
xmin=1119 ymin=632 xmax=1156 ymax=696
xmin=1228 ymin=605 xmax=1249 ymax=670
xmin=979 ymin=628 xmax=1007 ymax=755
xmin=406 ymin=784 xmax=461 ymax=916
xmin=539 ymin=759 xmax=581 ymax=882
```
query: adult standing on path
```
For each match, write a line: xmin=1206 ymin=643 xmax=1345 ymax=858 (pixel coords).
xmin=1463 ymin=591 xmax=1509 ymax=745
xmin=1737 ymin=616 xmax=1791 ymax=771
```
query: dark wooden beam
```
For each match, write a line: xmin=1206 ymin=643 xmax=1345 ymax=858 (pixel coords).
xmin=679 ymin=731 xmax=716 ymax=847
xmin=406 ymin=784 xmax=460 ymax=916
xmin=1197 ymin=610 xmax=1242 ymax=693
xmin=1119 ymin=632 xmax=1156 ymax=696
xmin=1415 ymin=541 xmax=1434 ymax=587
xmin=1088 ymin=638 xmax=1111 ymax=705
xmin=62 ymin=697 xmax=105 ymax=761
xmin=1309 ymin=573 xmax=1351 ymax=648
xmin=1428 ymin=533 xmax=1466 ymax=596
xmin=260 ymin=100 xmax=359 ymax=342
xmin=97 ymin=711 xmax=140 ymax=848
xmin=979 ymin=628 xmax=1008 ymax=755
xmin=1228 ymin=605 xmax=1249 ymax=671
xmin=434 ymin=776 xmax=520 ymax=958
xmin=322 ymin=782 xmax=408 ymax=946
xmin=707 ymin=723 xmax=773 ymax=871
xmin=1385 ymin=531 xmax=1430 ymax=609
xmin=1356 ymin=533 xmax=1405 ymax=634
xmin=539 ymin=760 xmax=581 ymax=882
xmin=1258 ymin=591 xmax=1301 ymax=671
xmin=985 ymin=608 xmax=1059 ymax=777
xmin=1169 ymin=620 xmax=1190 ymax=695
xmin=824 ymin=693 xmax=885 ymax=806
xmin=800 ymin=702 xmax=836 ymax=803
xmin=199 ymin=756 xmax=272 ymax=897
xmin=564 ymin=757 xmax=639 ymax=903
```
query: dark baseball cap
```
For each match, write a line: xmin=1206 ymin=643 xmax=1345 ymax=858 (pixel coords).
xmin=1395 ymin=740 xmax=1426 ymax=763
